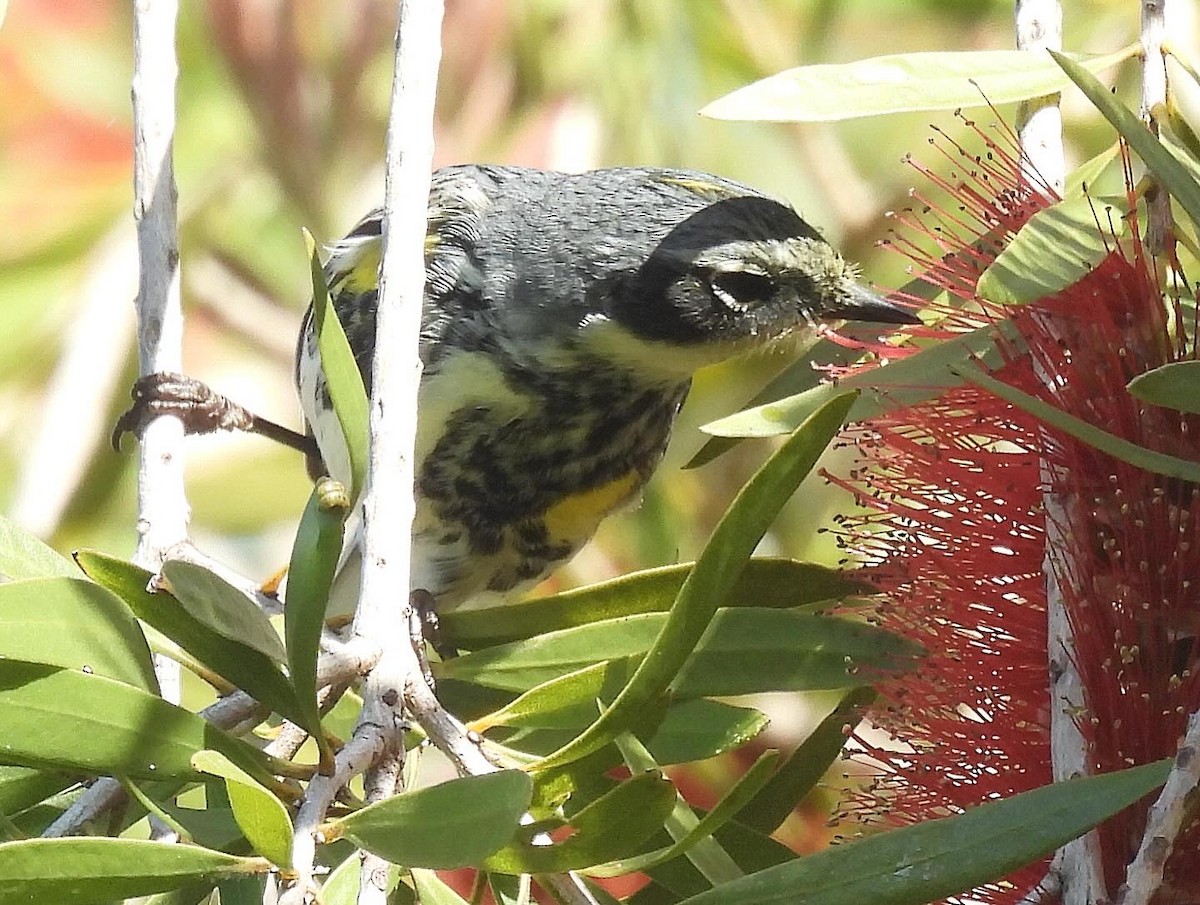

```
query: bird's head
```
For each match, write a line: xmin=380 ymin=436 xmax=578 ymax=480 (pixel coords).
xmin=590 ymin=193 xmax=918 ymax=380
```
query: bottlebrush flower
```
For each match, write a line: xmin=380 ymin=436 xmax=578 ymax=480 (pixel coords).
xmin=828 ymin=126 xmax=1200 ymax=903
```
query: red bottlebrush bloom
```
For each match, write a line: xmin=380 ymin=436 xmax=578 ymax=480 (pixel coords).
xmin=829 ymin=125 xmax=1200 ymax=904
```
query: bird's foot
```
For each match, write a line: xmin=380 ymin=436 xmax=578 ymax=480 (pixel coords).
xmin=111 ymin=372 xmax=257 ymax=450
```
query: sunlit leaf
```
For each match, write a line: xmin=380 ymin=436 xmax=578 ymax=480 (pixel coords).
xmin=74 ymin=551 xmax=305 ymax=726
xmin=441 ymin=607 xmax=917 ymax=697
xmin=1127 ymin=361 xmax=1200 ymax=415
xmin=335 ymin=771 xmax=531 ymax=869
xmin=0 ymin=660 xmax=276 ymax=784
xmin=443 ymin=558 xmax=868 ymax=649
xmin=192 ymin=750 xmax=293 ymax=869
xmin=0 ymin=577 xmax=157 ymax=692
xmin=0 ymin=837 xmax=262 ymax=905
xmin=677 ymin=760 xmax=1170 ymax=905
xmin=285 ymin=478 xmax=350 ymax=760
xmin=976 ymin=194 xmax=1127 ymax=305
xmin=0 ymin=514 xmax=77 ymax=581
xmin=702 ymin=47 xmax=1135 ymax=122
xmin=160 ymin=560 xmax=286 ymax=663
xmin=485 ymin=771 xmax=675 ymax=874
xmin=305 ymin=230 xmax=369 ymax=501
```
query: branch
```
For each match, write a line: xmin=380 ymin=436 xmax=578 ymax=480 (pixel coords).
xmin=1014 ymin=0 xmax=1066 ymax=195
xmin=131 ymin=0 xmax=188 ymax=705
xmin=1140 ymin=0 xmax=1171 ymax=253
xmin=1117 ymin=711 xmax=1200 ymax=905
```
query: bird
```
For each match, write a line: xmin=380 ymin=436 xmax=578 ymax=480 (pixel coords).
xmin=116 ymin=164 xmax=918 ymax=617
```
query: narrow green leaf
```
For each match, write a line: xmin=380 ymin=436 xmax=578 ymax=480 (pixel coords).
xmin=533 ymin=392 xmax=858 ymax=771
xmin=1063 ymin=142 xmax=1122 ymax=197
xmin=440 ymin=608 xmax=918 ymax=698
xmin=411 ymin=869 xmax=471 ymax=904
xmin=678 ymin=760 xmax=1170 ymax=905
xmin=0 ymin=765 xmax=77 ymax=818
xmin=160 ymin=561 xmax=286 ymax=663
xmin=737 ymin=688 xmax=875 ymax=833
xmin=285 ymin=479 xmax=350 ymax=759
xmin=649 ymin=699 xmax=769 ymax=766
xmin=976 ymin=194 xmax=1127 ymax=305
xmin=702 ymin=322 xmax=1022 ymax=439
xmin=335 ymin=771 xmax=532 ymax=869
xmin=955 ymin=364 xmax=1200 ymax=482
xmin=485 ymin=771 xmax=676 ymax=874
xmin=0 ymin=660 xmax=276 ymax=784
xmin=443 ymin=558 xmax=868 ymax=649
xmin=1127 ymin=360 xmax=1200 ymax=415
xmin=305 ymin=229 xmax=370 ymax=501
xmin=0 ymin=837 xmax=262 ymax=904
xmin=1052 ymin=49 xmax=1200 ymax=229
xmin=74 ymin=551 xmax=306 ymax=727
xmin=593 ymin=752 xmax=780 ymax=878
xmin=0 ymin=577 xmax=157 ymax=692
xmin=192 ymin=750 xmax=294 ymax=869
xmin=0 ymin=515 xmax=77 ymax=581
xmin=702 ymin=47 xmax=1135 ymax=122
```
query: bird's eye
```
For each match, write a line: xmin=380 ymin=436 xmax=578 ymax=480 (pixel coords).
xmin=709 ymin=270 xmax=776 ymax=312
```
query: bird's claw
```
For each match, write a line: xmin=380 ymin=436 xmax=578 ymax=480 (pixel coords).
xmin=111 ymin=371 xmax=254 ymax=451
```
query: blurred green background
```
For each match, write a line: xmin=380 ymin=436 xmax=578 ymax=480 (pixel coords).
xmin=0 ymin=0 xmax=1165 ymax=853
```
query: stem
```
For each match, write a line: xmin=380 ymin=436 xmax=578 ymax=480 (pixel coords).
xmin=1014 ymin=0 xmax=1066 ymax=195
xmin=1141 ymin=0 xmax=1172 ymax=254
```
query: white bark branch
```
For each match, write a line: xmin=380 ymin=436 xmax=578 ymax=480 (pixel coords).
xmin=131 ymin=0 xmax=188 ymax=705
xmin=1015 ymin=0 xmax=1066 ymax=195
xmin=1141 ymin=0 xmax=1171 ymax=253
xmin=1117 ymin=711 xmax=1200 ymax=905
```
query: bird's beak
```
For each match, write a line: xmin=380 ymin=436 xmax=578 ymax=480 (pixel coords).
xmin=824 ymin=282 xmax=921 ymax=325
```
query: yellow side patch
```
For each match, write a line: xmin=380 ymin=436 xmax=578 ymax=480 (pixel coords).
xmin=342 ymin=243 xmax=382 ymax=294
xmin=542 ymin=470 xmax=642 ymax=542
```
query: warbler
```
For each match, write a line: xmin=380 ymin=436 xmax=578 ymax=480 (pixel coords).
xmin=117 ymin=165 xmax=916 ymax=614
xmin=297 ymin=165 xmax=916 ymax=612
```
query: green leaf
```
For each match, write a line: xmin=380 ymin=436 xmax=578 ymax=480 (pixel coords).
xmin=335 ymin=770 xmax=532 ymax=869
xmin=411 ymin=869 xmax=471 ymax=904
xmin=593 ymin=751 xmax=779 ymax=878
xmin=192 ymin=750 xmax=294 ymax=869
xmin=648 ymin=699 xmax=769 ymax=766
xmin=702 ymin=322 xmax=1022 ymax=439
xmin=532 ymin=391 xmax=858 ymax=771
xmin=701 ymin=47 xmax=1135 ymax=122
xmin=306 ymin=230 xmax=370 ymax=501
xmin=440 ymin=608 xmax=918 ymax=697
xmin=1063 ymin=142 xmax=1122 ymax=198
xmin=444 ymin=558 xmax=868 ymax=649
xmin=485 ymin=771 xmax=676 ymax=874
xmin=0 ymin=577 xmax=157 ymax=692
xmin=976 ymin=194 xmax=1127 ymax=305
xmin=285 ymin=479 xmax=350 ymax=761
xmin=321 ymin=857 xmax=410 ymax=905
xmin=0 ymin=515 xmax=77 ymax=581
xmin=0 ymin=660 xmax=276 ymax=784
xmin=160 ymin=560 xmax=287 ymax=663
xmin=0 ymin=837 xmax=262 ymax=904
xmin=687 ymin=338 xmax=856 ymax=468
xmin=1052 ymin=49 xmax=1200 ymax=229
xmin=0 ymin=765 xmax=77 ymax=818
xmin=737 ymin=688 xmax=875 ymax=833
xmin=677 ymin=759 xmax=1170 ymax=905
xmin=74 ymin=551 xmax=306 ymax=728
xmin=955 ymin=363 xmax=1200 ymax=483
xmin=1127 ymin=360 xmax=1200 ymax=415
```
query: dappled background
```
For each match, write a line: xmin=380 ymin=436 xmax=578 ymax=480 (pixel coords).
xmin=0 ymin=0 xmax=1165 ymax=856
